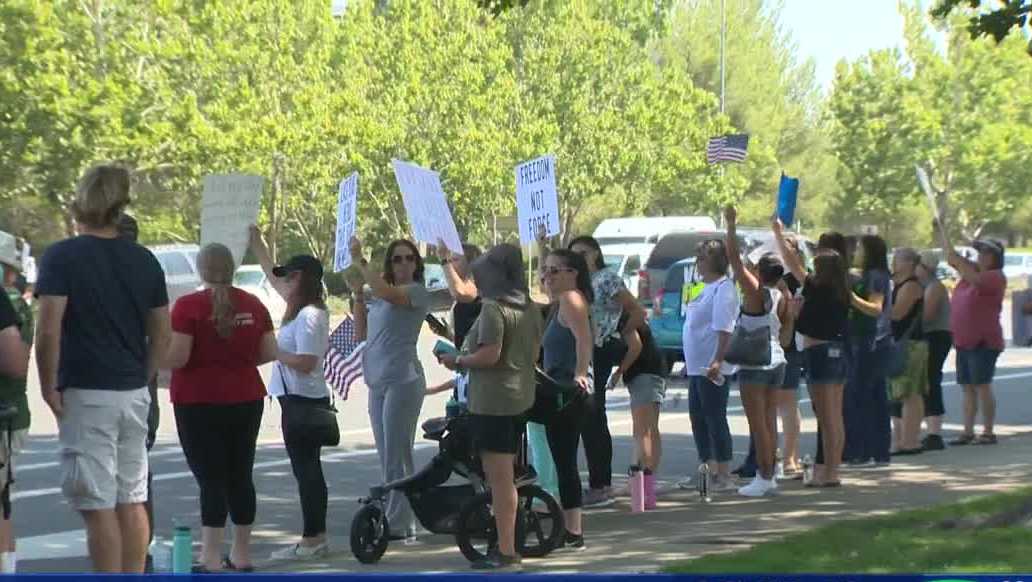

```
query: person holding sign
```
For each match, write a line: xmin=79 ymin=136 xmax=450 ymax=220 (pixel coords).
xmin=249 ymin=227 xmax=332 ymax=561
xmin=937 ymin=223 xmax=1006 ymax=446
xmin=349 ymin=237 xmax=431 ymax=541
xmin=566 ymin=235 xmax=646 ymax=508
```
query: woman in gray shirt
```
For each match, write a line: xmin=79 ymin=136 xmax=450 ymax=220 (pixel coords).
xmin=350 ymin=237 xmax=430 ymax=540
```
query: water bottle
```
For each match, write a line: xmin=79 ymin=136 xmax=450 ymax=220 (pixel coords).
xmin=775 ymin=448 xmax=785 ymax=479
xmin=801 ymin=454 xmax=814 ymax=486
xmin=172 ymin=523 xmax=193 ymax=574
xmin=445 ymin=397 xmax=461 ymax=419
xmin=151 ymin=537 xmax=172 ymax=573
xmin=629 ymin=465 xmax=645 ymax=513
xmin=697 ymin=463 xmax=711 ymax=503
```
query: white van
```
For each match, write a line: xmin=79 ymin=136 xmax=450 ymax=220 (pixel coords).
xmin=592 ymin=216 xmax=718 ymax=247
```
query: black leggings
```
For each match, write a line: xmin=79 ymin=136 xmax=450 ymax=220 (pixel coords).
xmin=175 ymin=399 xmax=264 ymax=527
xmin=582 ymin=339 xmax=624 ymax=489
xmin=544 ymin=396 xmax=587 ymax=510
xmin=280 ymin=397 xmax=329 ymax=538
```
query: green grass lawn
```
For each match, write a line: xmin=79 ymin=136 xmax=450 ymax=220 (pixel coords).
xmin=665 ymin=488 xmax=1032 ymax=574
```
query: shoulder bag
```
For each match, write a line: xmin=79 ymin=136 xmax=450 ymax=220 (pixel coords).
xmin=724 ymin=286 xmax=773 ymax=367
xmin=278 ymin=362 xmax=341 ymax=447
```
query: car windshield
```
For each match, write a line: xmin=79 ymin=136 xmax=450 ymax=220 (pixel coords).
xmin=664 ymin=260 xmax=698 ymax=292
xmin=603 ymin=255 xmax=624 ymax=271
xmin=1005 ymin=256 xmax=1023 ymax=266
xmin=646 ymin=233 xmax=750 ymax=270
xmin=234 ymin=270 xmax=265 ymax=287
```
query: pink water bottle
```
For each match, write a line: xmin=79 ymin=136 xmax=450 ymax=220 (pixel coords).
xmin=629 ymin=466 xmax=645 ymax=513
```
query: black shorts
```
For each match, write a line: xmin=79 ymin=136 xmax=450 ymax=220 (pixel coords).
xmin=470 ymin=413 xmax=526 ymax=455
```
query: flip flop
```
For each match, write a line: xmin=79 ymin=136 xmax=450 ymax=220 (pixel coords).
xmin=223 ymin=557 xmax=255 ymax=573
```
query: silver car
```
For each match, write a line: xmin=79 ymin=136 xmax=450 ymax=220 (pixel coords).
xmin=148 ymin=244 xmax=200 ymax=306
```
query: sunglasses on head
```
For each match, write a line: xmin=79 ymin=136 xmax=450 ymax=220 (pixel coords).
xmin=391 ymin=254 xmax=417 ymax=265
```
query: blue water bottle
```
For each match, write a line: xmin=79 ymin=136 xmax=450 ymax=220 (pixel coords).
xmin=172 ymin=523 xmax=192 ymax=574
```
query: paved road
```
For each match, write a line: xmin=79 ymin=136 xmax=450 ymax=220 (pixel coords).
xmin=12 ymin=329 xmax=1032 ymax=572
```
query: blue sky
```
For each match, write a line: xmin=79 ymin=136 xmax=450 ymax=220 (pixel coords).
xmin=780 ymin=0 xmax=920 ymax=90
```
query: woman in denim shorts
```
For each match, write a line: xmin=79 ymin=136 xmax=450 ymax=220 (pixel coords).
xmin=724 ymin=207 xmax=787 ymax=497
xmin=774 ymin=220 xmax=852 ymax=487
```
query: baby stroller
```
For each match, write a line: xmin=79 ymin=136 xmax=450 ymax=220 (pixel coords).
xmin=349 ymin=370 xmax=568 ymax=564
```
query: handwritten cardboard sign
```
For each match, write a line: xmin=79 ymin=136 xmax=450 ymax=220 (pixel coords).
xmin=392 ymin=160 xmax=463 ymax=255
xmin=200 ymin=175 xmax=264 ymax=266
xmin=334 ymin=172 xmax=359 ymax=272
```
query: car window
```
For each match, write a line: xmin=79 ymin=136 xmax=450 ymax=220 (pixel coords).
xmin=623 ymin=256 xmax=640 ymax=276
xmin=1005 ymin=256 xmax=1022 ymax=267
xmin=646 ymin=233 xmax=748 ymax=270
xmin=424 ymin=264 xmax=446 ymax=289
xmin=664 ymin=261 xmax=698 ymax=291
xmin=158 ymin=253 xmax=193 ymax=277
xmin=603 ymin=255 xmax=624 ymax=271
xmin=234 ymin=270 xmax=265 ymax=287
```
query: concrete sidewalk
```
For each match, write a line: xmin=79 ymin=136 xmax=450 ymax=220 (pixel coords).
xmin=261 ymin=431 xmax=1032 ymax=573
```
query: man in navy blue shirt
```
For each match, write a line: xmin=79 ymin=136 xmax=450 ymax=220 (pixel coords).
xmin=35 ymin=165 xmax=170 ymax=573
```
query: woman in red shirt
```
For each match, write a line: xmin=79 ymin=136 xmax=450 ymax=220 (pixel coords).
xmin=163 ymin=243 xmax=278 ymax=573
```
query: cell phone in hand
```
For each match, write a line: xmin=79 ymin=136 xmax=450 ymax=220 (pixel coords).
xmin=433 ymin=340 xmax=458 ymax=357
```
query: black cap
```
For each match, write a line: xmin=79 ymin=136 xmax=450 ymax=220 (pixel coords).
xmin=972 ymin=239 xmax=1005 ymax=265
xmin=272 ymin=255 xmax=324 ymax=279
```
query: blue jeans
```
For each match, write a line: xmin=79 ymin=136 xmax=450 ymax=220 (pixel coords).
xmin=688 ymin=376 xmax=733 ymax=463
xmin=843 ymin=336 xmax=892 ymax=463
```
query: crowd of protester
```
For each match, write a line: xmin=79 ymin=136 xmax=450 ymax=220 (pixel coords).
xmin=0 ymin=164 xmax=1012 ymax=572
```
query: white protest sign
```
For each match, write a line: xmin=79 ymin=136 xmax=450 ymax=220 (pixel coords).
xmin=200 ymin=174 xmax=264 ymax=267
xmin=391 ymin=160 xmax=463 ymax=255
xmin=514 ymin=154 xmax=560 ymax=245
xmin=333 ymin=172 xmax=359 ymax=272
xmin=915 ymin=165 xmax=940 ymax=221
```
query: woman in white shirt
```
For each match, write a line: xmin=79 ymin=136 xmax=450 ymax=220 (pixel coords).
xmin=680 ymin=238 xmax=740 ymax=491
xmin=724 ymin=207 xmax=789 ymax=497
xmin=250 ymin=229 xmax=332 ymax=561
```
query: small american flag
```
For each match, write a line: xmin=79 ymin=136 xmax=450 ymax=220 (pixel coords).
xmin=706 ymin=134 xmax=750 ymax=164
xmin=324 ymin=315 xmax=366 ymax=400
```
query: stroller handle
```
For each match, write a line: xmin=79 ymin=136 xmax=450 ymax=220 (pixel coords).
xmin=534 ymin=367 xmax=579 ymax=394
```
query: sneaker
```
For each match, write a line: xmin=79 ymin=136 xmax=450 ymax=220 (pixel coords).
xmin=712 ymin=476 xmax=738 ymax=492
xmin=269 ymin=543 xmax=329 ymax=561
xmin=471 ymin=549 xmax=523 ymax=570
xmin=950 ymin=433 xmax=976 ymax=446
xmin=582 ymin=488 xmax=614 ymax=508
xmin=975 ymin=433 xmax=998 ymax=445
xmin=558 ymin=531 xmax=586 ymax=552
xmin=737 ymin=476 xmax=777 ymax=497
xmin=676 ymin=475 xmax=693 ymax=490
xmin=922 ymin=434 xmax=946 ymax=451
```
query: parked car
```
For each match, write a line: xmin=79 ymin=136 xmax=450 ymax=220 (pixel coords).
xmin=1004 ymin=252 xmax=1032 ymax=279
xmin=592 ymin=216 xmax=718 ymax=247
xmin=647 ymin=257 xmax=704 ymax=373
xmin=423 ymin=263 xmax=455 ymax=314
xmin=149 ymin=244 xmax=200 ymax=307
xmin=601 ymin=243 xmax=651 ymax=298
xmin=233 ymin=265 xmax=288 ymax=323
xmin=637 ymin=230 xmax=754 ymax=309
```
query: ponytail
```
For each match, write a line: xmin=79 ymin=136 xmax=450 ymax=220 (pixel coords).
xmin=211 ymin=284 xmax=235 ymax=339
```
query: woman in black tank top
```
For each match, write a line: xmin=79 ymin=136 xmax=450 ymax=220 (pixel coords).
xmin=888 ymin=248 xmax=928 ymax=456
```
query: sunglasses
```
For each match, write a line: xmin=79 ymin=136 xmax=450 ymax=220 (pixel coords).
xmin=391 ymin=254 xmax=417 ymax=265
xmin=542 ymin=266 xmax=575 ymax=277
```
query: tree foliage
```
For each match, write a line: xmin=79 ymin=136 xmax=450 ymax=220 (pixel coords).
xmin=932 ymin=0 xmax=1032 ymax=55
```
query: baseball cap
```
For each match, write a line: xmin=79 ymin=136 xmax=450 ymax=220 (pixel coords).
xmin=272 ymin=255 xmax=324 ymax=279
xmin=972 ymin=239 xmax=1005 ymax=265
xmin=0 ymin=231 xmax=21 ymax=272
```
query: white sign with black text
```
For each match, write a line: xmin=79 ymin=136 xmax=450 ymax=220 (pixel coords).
xmin=391 ymin=160 xmax=463 ymax=255
xmin=200 ymin=174 xmax=264 ymax=267
xmin=515 ymin=154 xmax=560 ymax=245
xmin=334 ymin=172 xmax=359 ymax=272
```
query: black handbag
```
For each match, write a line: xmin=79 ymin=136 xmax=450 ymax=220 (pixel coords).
xmin=526 ymin=368 xmax=586 ymax=424
xmin=724 ymin=288 xmax=773 ymax=367
xmin=278 ymin=363 xmax=341 ymax=447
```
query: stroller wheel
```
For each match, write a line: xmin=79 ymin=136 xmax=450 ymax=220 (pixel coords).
xmin=516 ymin=484 xmax=564 ymax=558
xmin=455 ymin=491 xmax=497 ymax=563
xmin=350 ymin=504 xmax=389 ymax=564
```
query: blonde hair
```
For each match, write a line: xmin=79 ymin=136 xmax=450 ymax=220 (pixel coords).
xmin=197 ymin=244 xmax=237 ymax=339
xmin=72 ymin=165 xmax=131 ymax=228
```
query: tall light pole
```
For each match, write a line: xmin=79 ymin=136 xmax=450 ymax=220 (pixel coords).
xmin=719 ymin=0 xmax=726 ymax=114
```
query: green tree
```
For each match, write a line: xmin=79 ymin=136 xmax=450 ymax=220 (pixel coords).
xmin=932 ymin=0 xmax=1032 ymax=55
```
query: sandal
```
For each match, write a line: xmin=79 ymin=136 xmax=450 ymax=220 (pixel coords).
xmin=975 ymin=433 xmax=998 ymax=445
xmin=223 ymin=557 xmax=255 ymax=573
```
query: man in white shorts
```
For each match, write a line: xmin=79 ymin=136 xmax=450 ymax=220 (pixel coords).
xmin=35 ymin=166 xmax=170 ymax=573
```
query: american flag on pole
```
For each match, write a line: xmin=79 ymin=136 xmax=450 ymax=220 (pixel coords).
xmin=324 ymin=315 xmax=365 ymax=400
xmin=706 ymin=134 xmax=750 ymax=164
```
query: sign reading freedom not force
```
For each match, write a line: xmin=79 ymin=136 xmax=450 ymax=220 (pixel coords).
xmin=392 ymin=160 xmax=463 ymax=255
xmin=200 ymin=174 xmax=264 ymax=266
xmin=515 ymin=154 xmax=560 ymax=245
xmin=334 ymin=172 xmax=359 ymax=272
